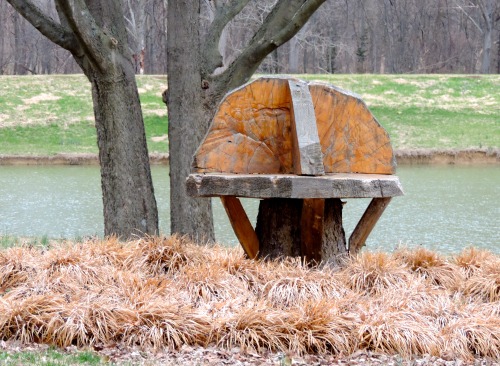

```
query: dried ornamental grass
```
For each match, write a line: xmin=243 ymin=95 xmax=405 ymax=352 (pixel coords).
xmin=358 ymin=309 xmax=441 ymax=357
xmin=284 ymin=299 xmax=359 ymax=355
xmin=453 ymin=247 xmax=497 ymax=278
xmin=0 ymin=236 xmax=500 ymax=362
xmin=441 ymin=316 xmax=500 ymax=360
xmin=394 ymin=247 xmax=463 ymax=290
xmin=0 ymin=247 xmax=38 ymax=292
xmin=463 ymin=259 xmax=500 ymax=302
xmin=339 ymin=251 xmax=412 ymax=295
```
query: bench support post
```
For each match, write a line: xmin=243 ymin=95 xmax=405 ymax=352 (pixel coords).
xmin=349 ymin=197 xmax=392 ymax=253
xmin=255 ymin=198 xmax=347 ymax=264
xmin=301 ymin=199 xmax=325 ymax=263
xmin=220 ymin=196 xmax=259 ymax=259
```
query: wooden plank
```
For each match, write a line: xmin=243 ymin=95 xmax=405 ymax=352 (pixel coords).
xmin=288 ymin=80 xmax=325 ymax=176
xmin=186 ymin=173 xmax=404 ymax=199
xmin=301 ymin=198 xmax=325 ymax=263
xmin=220 ymin=196 xmax=259 ymax=259
xmin=348 ymin=197 xmax=392 ymax=253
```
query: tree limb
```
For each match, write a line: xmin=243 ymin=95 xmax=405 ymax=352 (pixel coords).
xmin=55 ymin=0 xmax=110 ymax=70
xmin=202 ymin=0 xmax=250 ymax=74
xmin=453 ymin=1 xmax=483 ymax=33
xmin=214 ymin=0 xmax=327 ymax=93
xmin=476 ymin=0 xmax=493 ymax=29
xmin=5 ymin=0 xmax=78 ymax=52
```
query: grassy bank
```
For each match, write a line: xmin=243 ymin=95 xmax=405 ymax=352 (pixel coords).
xmin=0 ymin=75 xmax=168 ymax=155
xmin=0 ymin=74 xmax=498 ymax=155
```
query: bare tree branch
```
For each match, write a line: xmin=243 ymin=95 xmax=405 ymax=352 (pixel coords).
xmin=55 ymin=0 xmax=110 ymax=70
xmin=476 ymin=0 xmax=494 ymax=29
xmin=214 ymin=0 xmax=327 ymax=92
xmin=5 ymin=0 xmax=78 ymax=52
xmin=453 ymin=1 xmax=483 ymax=33
xmin=202 ymin=0 xmax=250 ymax=74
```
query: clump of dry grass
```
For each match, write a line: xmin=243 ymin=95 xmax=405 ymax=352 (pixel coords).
xmin=339 ymin=251 xmax=411 ymax=295
xmin=463 ymin=259 xmax=500 ymax=302
xmin=358 ymin=309 xmax=441 ymax=357
xmin=442 ymin=316 xmax=500 ymax=360
xmin=453 ymin=247 xmax=497 ymax=278
xmin=394 ymin=247 xmax=463 ymax=290
xmin=1 ymin=236 xmax=500 ymax=361
xmin=0 ymin=247 xmax=38 ymax=293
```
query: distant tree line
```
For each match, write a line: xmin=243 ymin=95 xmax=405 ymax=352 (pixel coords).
xmin=0 ymin=0 xmax=498 ymax=76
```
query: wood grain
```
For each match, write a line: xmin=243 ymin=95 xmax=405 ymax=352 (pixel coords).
xmin=193 ymin=78 xmax=293 ymax=174
xmin=348 ymin=197 xmax=392 ymax=253
xmin=186 ymin=173 xmax=404 ymax=199
xmin=310 ymin=83 xmax=395 ymax=174
xmin=288 ymin=79 xmax=324 ymax=176
xmin=220 ymin=196 xmax=259 ymax=259
xmin=192 ymin=77 xmax=396 ymax=175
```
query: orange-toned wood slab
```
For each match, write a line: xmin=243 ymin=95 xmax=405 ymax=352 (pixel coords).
xmin=193 ymin=77 xmax=396 ymax=175
xmin=310 ymin=84 xmax=395 ymax=174
xmin=220 ymin=196 xmax=259 ymax=259
xmin=193 ymin=78 xmax=294 ymax=174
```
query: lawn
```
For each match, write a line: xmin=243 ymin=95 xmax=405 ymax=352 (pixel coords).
xmin=0 ymin=74 xmax=498 ymax=155
xmin=0 ymin=75 xmax=168 ymax=155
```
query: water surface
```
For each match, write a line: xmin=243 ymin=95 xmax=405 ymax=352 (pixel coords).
xmin=0 ymin=165 xmax=498 ymax=254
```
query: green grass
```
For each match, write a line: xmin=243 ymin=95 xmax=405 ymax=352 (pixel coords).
xmin=298 ymin=74 xmax=500 ymax=149
xmin=0 ymin=348 xmax=105 ymax=366
xmin=0 ymin=74 xmax=498 ymax=154
xmin=0 ymin=234 xmax=51 ymax=249
xmin=0 ymin=75 xmax=168 ymax=155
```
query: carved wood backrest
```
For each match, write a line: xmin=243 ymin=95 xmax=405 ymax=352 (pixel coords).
xmin=193 ymin=77 xmax=396 ymax=175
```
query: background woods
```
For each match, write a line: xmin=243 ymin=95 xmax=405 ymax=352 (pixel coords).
xmin=0 ymin=0 xmax=499 ymax=76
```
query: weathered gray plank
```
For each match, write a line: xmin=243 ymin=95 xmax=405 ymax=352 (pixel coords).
xmin=186 ymin=173 xmax=404 ymax=199
xmin=288 ymin=79 xmax=325 ymax=176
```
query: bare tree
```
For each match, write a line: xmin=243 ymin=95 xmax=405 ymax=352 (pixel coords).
xmin=2 ymin=0 xmax=498 ymax=75
xmin=6 ymin=0 xmax=159 ymax=239
xmin=167 ymin=0 xmax=329 ymax=242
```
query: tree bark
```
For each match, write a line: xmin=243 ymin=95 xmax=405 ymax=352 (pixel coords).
xmin=90 ymin=73 xmax=158 ymax=238
xmin=167 ymin=0 xmax=215 ymax=241
xmin=69 ymin=0 xmax=159 ymax=239
xmin=255 ymin=198 xmax=347 ymax=263
xmin=255 ymin=199 xmax=302 ymax=259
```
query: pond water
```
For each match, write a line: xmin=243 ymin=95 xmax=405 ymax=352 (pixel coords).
xmin=0 ymin=165 xmax=498 ymax=254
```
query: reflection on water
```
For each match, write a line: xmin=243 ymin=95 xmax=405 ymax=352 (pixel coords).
xmin=0 ymin=165 xmax=498 ymax=254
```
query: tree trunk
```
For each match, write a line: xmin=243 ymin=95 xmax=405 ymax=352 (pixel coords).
xmin=256 ymin=198 xmax=347 ymax=263
xmin=89 ymin=72 xmax=158 ymax=238
xmin=255 ymin=199 xmax=302 ymax=259
xmin=167 ymin=0 xmax=215 ymax=242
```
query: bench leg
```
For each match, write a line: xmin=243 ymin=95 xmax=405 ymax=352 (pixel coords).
xmin=301 ymin=199 xmax=325 ymax=263
xmin=220 ymin=196 xmax=259 ymax=259
xmin=349 ymin=197 xmax=392 ymax=254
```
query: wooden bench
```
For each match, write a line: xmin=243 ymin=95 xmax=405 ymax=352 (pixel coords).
xmin=187 ymin=77 xmax=403 ymax=263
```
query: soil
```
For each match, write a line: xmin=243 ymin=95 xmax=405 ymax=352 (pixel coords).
xmin=0 ymin=149 xmax=498 ymax=166
xmin=1 ymin=340 xmax=498 ymax=365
